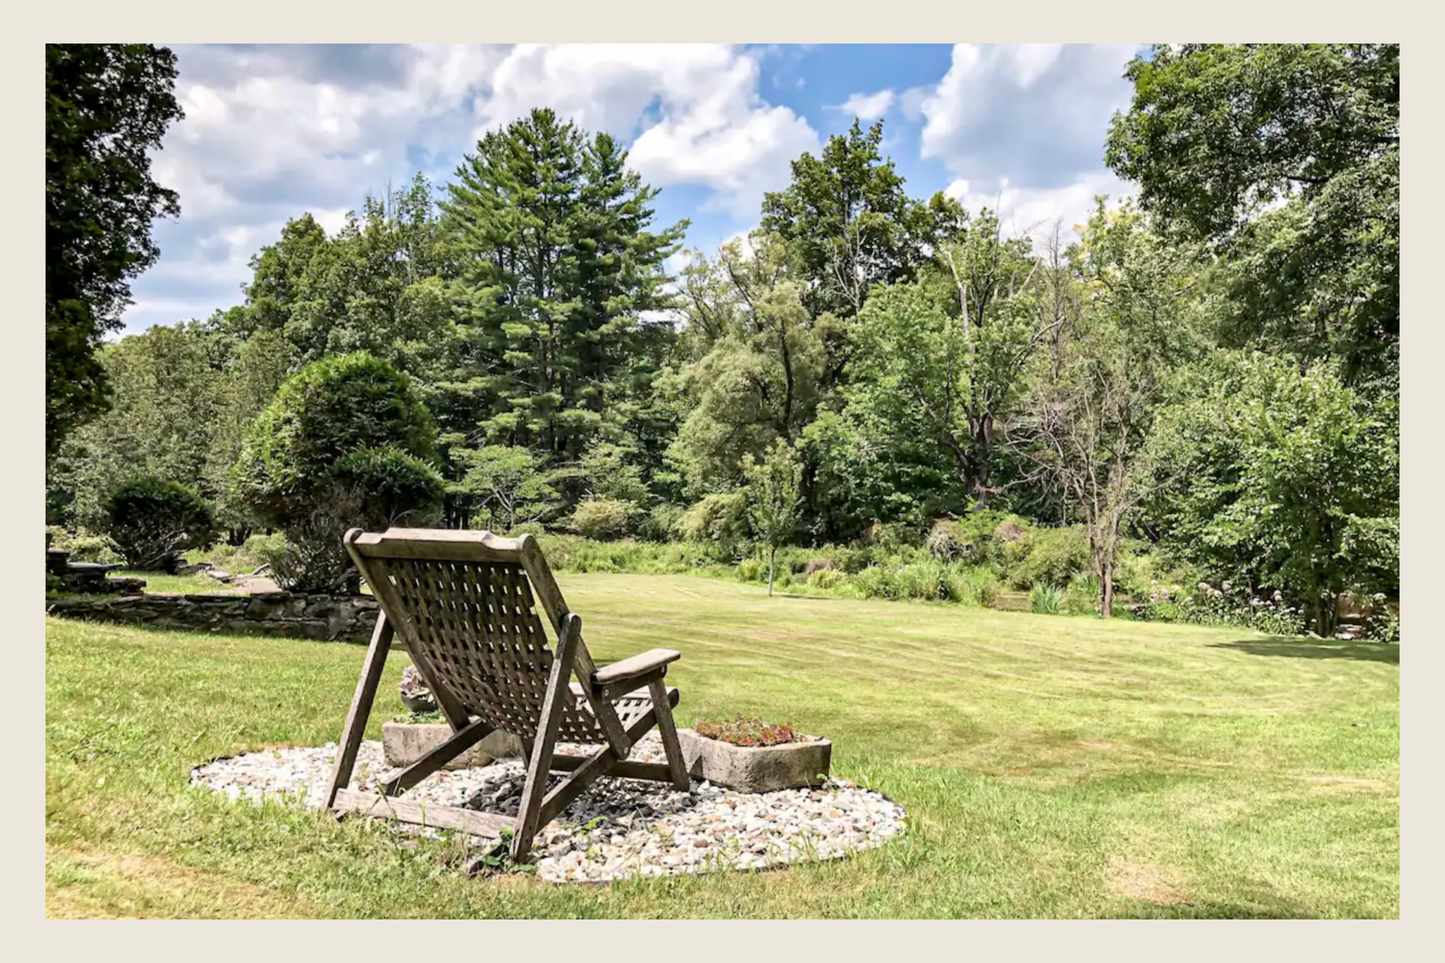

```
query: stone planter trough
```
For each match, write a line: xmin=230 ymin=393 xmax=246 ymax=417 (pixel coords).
xmin=381 ymin=721 xmax=525 ymax=771
xmin=677 ymin=728 xmax=832 ymax=793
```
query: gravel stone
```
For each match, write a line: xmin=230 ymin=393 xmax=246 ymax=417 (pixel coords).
xmin=191 ymin=733 xmax=906 ymax=883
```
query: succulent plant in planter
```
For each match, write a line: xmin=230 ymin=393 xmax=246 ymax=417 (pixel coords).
xmin=680 ymin=715 xmax=832 ymax=792
xmin=694 ymin=716 xmax=806 ymax=747
xmin=398 ymin=664 xmax=438 ymax=713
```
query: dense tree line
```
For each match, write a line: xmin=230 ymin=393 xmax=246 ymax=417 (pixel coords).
xmin=47 ymin=46 xmax=1399 ymax=634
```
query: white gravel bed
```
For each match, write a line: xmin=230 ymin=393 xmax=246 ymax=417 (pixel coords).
xmin=190 ymin=734 xmax=907 ymax=883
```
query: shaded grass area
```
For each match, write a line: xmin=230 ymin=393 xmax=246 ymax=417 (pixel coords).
xmin=45 ymin=574 xmax=1398 ymax=918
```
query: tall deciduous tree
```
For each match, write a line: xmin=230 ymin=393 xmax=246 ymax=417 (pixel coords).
xmin=47 ymin=323 xmax=222 ymax=530
xmin=664 ymin=235 xmax=825 ymax=497
xmin=1107 ymin=44 xmax=1398 ymax=385
xmin=1141 ymin=354 xmax=1398 ymax=636
xmin=762 ymin=119 xmax=922 ymax=321
xmin=220 ymin=176 xmax=451 ymax=374
xmin=46 ymin=44 xmax=184 ymax=459
xmin=846 ymin=210 xmax=1044 ymax=510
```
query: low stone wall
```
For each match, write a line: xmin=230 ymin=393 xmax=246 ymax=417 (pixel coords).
xmin=46 ymin=590 xmax=379 ymax=643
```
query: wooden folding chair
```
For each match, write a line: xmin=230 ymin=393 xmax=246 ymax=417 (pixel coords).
xmin=322 ymin=527 xmax=690 ymax=863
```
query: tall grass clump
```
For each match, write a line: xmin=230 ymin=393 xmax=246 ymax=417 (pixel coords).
xmin=1030 ymin=582 xmax=1066 ymax=614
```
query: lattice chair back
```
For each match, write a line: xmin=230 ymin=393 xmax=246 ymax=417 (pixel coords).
xmin=343 ymin=528 xmax=605 ymax=745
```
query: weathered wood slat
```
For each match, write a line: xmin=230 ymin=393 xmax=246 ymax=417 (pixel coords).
xmin=593 ymin=648 xmax=681 ymax=688
xmin=332 ymin=789 xmax=510 ymax=839
xmin=548 ymin=755 xmax=672 ymax=781
xmin=323 ymin=613 xmax=394 ymax=809
xmin=512 ymin=612 xmax=580 ymax=861
xmin=348 ymin=528 xmax=522 ymax=562
xmin=650 ymin=677 xmax=691 ymax=790
xmin=598 ymin=667 xmax=668 ymax=702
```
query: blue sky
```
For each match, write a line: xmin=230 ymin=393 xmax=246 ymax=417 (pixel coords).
xmin=127 ymin=43 xmax=1146 ymax=333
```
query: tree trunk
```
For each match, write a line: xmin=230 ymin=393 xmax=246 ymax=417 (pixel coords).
xmin=1312 ymin=591 xmax=1338 ymax=637
xmin=767 ymin=546 xmax=776 ymax=597
xmin=1100 ymin=560 xmax=1114 ymax=618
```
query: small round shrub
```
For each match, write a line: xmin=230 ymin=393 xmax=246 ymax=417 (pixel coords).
xmin=234 ymin=353 xmax=442 ymax=591
xmin=236 ymin=352 xmax=438 ymax=523
xmin=47 ymin=526 xmax=122 ymax=566
xmin=945 ymin=509 xmax=1029 ymax=567
xmin=810 ymin=567 xmax=847 ymax=591
xmin=866 ymin=521 xmax=922 ymax=551
xmin=242 ymin=532 xmax=291 ymax=573
xmin=829 ymin=547 xmax=873 ymax=574
xmin=102 ymin=477 xmax=216 ymax=571
xmin=676 ymin=492 xmax=749 ymax=548
xmin=941 ymin=566 xmax=999 ymax=607
xmin=1006 ymin=525 xmax=1091 ymax=589
xmin=852 ymin=565 xmax=896 ymax=600
xmin=570 ymin=497 xmax=639 ymax=541
xmin=638 ymin=504 xmax=684 ymax=542
xmin=895 ymin=561 xmax=947 ymax=600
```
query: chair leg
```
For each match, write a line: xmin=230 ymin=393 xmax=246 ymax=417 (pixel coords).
xmin=325 ymin=616 xmax=394 ymax=809
xmin=649 ymin=678 xmax=691 ymax=790
xmin=532 ymin=698 xmax=676 ymax=829
xmin=511 ymin=614 xmax=582 ymax=863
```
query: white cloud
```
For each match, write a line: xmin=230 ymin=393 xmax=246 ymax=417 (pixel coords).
xmin=465 ymin=45 xmax=818 ymax=215
xmin=835 ymin=89 xmax=895 ymax=121
xmin=128 ymin=44 xmax=819 ymax=330
xmin=944 ymin=171 xmax=1134 ymax=242
xmin=916 ymin=44 xmax=1138 ymax=236
xmin=919 ymin=43 xmax=1136 ymax=187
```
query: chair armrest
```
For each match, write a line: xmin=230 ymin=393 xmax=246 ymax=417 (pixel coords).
xmin=591 ymin=648 xmax=681 ymax=689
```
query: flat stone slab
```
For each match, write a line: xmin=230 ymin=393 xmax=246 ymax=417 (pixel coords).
xmin=677 ymin=728 xmax=832 ymax=793
xmin=382 ymin=721 xmax=524 ymax=770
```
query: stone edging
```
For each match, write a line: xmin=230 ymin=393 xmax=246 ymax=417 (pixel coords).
xmin=45 ymin=590 xmax=379 ymax=643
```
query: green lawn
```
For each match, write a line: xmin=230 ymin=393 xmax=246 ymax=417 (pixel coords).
xmin=114 ymin=570 xmax=236 ymax=595
xmin=45 ymin=574 xmax=1398 ymax=918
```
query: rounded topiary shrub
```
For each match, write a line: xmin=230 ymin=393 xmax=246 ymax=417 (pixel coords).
xmin=234 ymin=352 xmax=443 ymax=592
xmin=102 ymin=477 xmax=216 ymax=571
xmin=236 ymin=352 xmax=439 ymax=521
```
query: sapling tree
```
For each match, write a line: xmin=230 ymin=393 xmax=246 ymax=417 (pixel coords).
xmin=1010 ymin=200 xmax=1205 ymax=616
xmin=743 ymin=439 xmax=803 ymax=597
